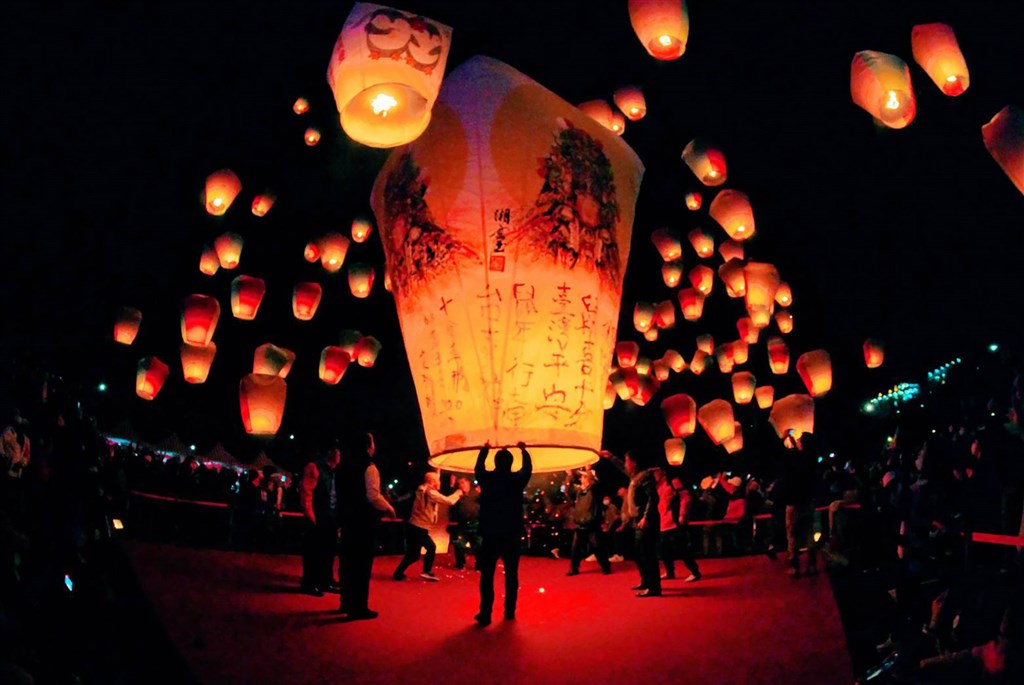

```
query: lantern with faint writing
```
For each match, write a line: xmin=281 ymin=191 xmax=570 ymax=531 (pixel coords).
xmin=709 ymin=189 xmax=755 ymax=241
xmin=240 ymin=373 xmax=286 ymax=436
xmin=370 ymin=57 xmax=643 ymax=472
xmin=775 ymin=282 xmax=792 ymax=307
xmin=688 ymin=264 xmax=714 ymax=294
xmin=663 ymin=349 xmax=685 ymax=373
xmin=292 ymin=282 xmax=323 ymax=321
xmin=614 ymin=86 xmax=647 ymax=121
xmin=755 ymin=385 xmax=774 ymax=409
xmin=775 ymin=309 xmax=793 ymax=334
xmin=355 ymin=336 xmax=383 ymax=367
xmin=654 ymin=300 xmax=676 ymax=329
xmin=651 ymin=228 xmax=682 ymax=261
xmin=231 ymin=275 xmax=266 ymax=320
xmin=578 ymin=100 xmax=617 ymax=133
xmin=864 ymin=339 xmax=885 ymax=368
xmin=214 ymin=232 xmax=244 ymax=269
xmin=180 ymin=295 xmax=220 ymax=347
xmin=722 ymin=422 xmax=743 ymax=454
xmin=851 ymin=51 xmax=916 ymax=129
xmin=767 ymin=336 xmax=790 ymax=375
xmin=664 ymin=437 xmax=685 ymax=466
xmin=351 ymin=217 xmax=373 ymax=243
xmin=678 ymin=288 xmax=705 ymax=321
xmin=348 ymin=263 xmax=375 ymax=298
xmin=911 ymin=23 xmax=969 ymax=96
xmin=320 ymin=346 xmax=350 ymax=385
xmin=797 ymin=349 xmax=832 ymax=397
xmin=629 ymin=0 xmax=689 ymax=60
xmin=293 ymin=97 xmax=310 ymax=115
xmin=251 ymin=193 xmax=276 ymax=217
xmin=327 ymin=3 xmax=453 ymax=148
xmin=180 ymin=342 xmax=216 ymax=384
xmin=732 ymin=371 xmax=756 ymax=404
xmin=769 ymin=393 xmax=814 ymax=440
xmin=698 ymin=399 xmax=735 ymax=445
xmin=685 ymin=192 xmax=701 ymax=211
xmin=719 ymin=240 xmax=743 ymax=263
xmin=662 ymin=393 xmax=697 ymax=437
xmin=982 ymin=106 xmax=1024 ymax=196
xmin=682 ymin=138 xmax=726 ymax=186
xmin=204 ymin=169 xmax=241 ymax=216
xmin=136 ymin=356 xmax=169 ymax=401
xmin=616 ymin=341 xmax=640 ymax=368
xmin=254 ymin=343 xmax=296 ymax=379
xmin=319 ymin=233 xmax=350 ymax=273
xmin=688 ymin=228 xmax=714 ymax=258
xmin=662 ymin=260 xmax=683 ymax=287
xmin=199 ymin=246 xmax=219 ymax=275
xmin=737 ymin=317 xmax=759 ymax=345
xmin=719 ymin=259 xmax=746 ymax=298
xmin=114 ymin=307 xmax=142 ymax=345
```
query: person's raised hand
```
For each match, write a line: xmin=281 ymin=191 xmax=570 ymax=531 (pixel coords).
xmin=516 ymin=441 xmax=526 ymax=450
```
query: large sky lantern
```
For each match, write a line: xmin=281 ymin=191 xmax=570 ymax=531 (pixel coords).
xmin=775 ymin=282 xmax=792 ymax=307
xmin=690 ymin=349 xmax=708 ymax=375
xmin=304 ymin=127 xmax=321 ymax=146
xmin=698 ymin=399 xmax=736 ymax=445
xmin=662 ymin=260 xmax=683 ymax=287
xmin=318 ymin=232 xmax=350 ymax=272
xmin=651 ymin=228 xmax=683 ymax=261
xmin=664 ymin=437 xmax=686 ymax=466
xmin=253 ymin=343 xmax=296 ymax=378
xmin=199 ymin=246 xmax=220 ymax=276
xmin=577 ymin=100 xmax=617 ymax=132
xmin=339 ymin=329 xmax=363 ymax=357
xmin=696 ymin=334 xmax=714 ymax=355
xmin=319 ymin=346 xmax=351 ymax=385
xmin=230 ymin=275 xmax=266 ymax=320
xmin=688 ymin=264 xmax=714 ymax=294
xmin=354 ymin=335 xmax=383 ymax=367
xmin=685 ymin=192 xmax=702 ymax=211
xmin=214 ymin=232 xmax=244 ymax=269
xmin=767 ymin=336 xmax=790 ymax=374
xmin=203 ymin=169 xmax=241 ymax=216
xmin=633 ymin=301 xmax=656 ymax=332
xmin=251 ymin=193 xmax=276 ymax=217
xmin=737 ymin=317 xmax=759 ymax=345
xmin=180 ymin=294 xmax=220 ymax=347
xmin=239 ymin=373 xmax=287 ymax=436
xmin=327 ymin=3 xmax=453 ymax=148
xmin=614 ymin=86 xmax=647 ymax=121
xmin=864 ymin=338 xmax=885 ymax=368
xmin=775 ymin=308 xmax=794 ymax=334
xmin=719 ymin=240 xmax=744 ymax=263
xmin=292 ymin=282 xmax=323 ymax=320
xmin=754 ymin=385 xmax=775 ymax=409
xmin=654 ymin=300 xmax=676 ymax=329
xmin=687 ymin=228 xmax=714 ymax=258
xmin=628 ymin=0 xmax=689 ymax=60
xmin=850 ymin=50 xmax=917 ymax=129
xmin=797 ymin=349 xmax=833 ymax=397
xmin=982 ymin=106 xmax=1024 ymax=196
xmin=911 ymin=23 xmax=969 ymax=96
xmin=136 ymin=356 xmax=170 ymax=401
xmin=114 ymin=306 xmax=142 ymax=345
xmin=682 ymin=138 xmax=727 ymax=186
xmin=769 ymin=393 xmax=815 ymax=441
xmin=709 ymin=189 xmax=755 ymax=241
xmin=370 ymin=56 xmax=644 ymax=473
xmin=661 ymin=393 xmax=697 ymax=437
xmin=348 ymin=262 xmax=376 ymax=298
xmin=719 ymin=259 xmax=747 ymax=298
xmin=732 ymin=371 xmax=756 ymax=404
xmin=351 ymin=217 xmax=374 ymax=243
xmin=722 ymin=422 xmax=744 ymax=454
xmin=180 ymin=342 xmax=217 ymax=384
xmin=678 ymin=287 xmax=705 ymax=321
xmin=644 ymin=327 xmax=659 ymax=342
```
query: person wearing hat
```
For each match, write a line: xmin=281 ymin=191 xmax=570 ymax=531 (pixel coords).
xmin=565 ymin=468 xmax=612 ymax=576
xmin=299 ymin=444 xmax=341 ymax=596
xmin=623 ymin=450 xmax=661 ymax=597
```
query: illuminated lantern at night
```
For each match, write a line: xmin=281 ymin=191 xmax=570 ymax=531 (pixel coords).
xmin=661 ymin=393 xmax=697 ymax=437
xmin=351 ymin=217 xmax=373 ymax=243
xmin=664 ymin=438 xmax=685 ymax=466
xmin=577 ymin=100 xmax=616 ymax=132
xmin=370 ymin=57 xmax=644 ymax=472
xmin=864 ymin=338 xmax=885 ymax=368
xmin=754 ymin=385 xmax=774 ymax=409
xmin=769 ymin=393 xmax=815 ymax=440
xmin=690 ymin=350 xmax=708 ymax=375
xmin=292 ymin=282 xmax=323 ymax=320
xmin=114 ymin=307 xmax=142 ymax=345
xmin=744 ymin=262 xmax=780 ymax=313
xmin=214 ymin=232 xmax=244 ymax=270
xmin=180 ymin=342 xmax=216 ymax=384
xmin=603 ymin=381 xmax=616 ymax=410
xmin=293 ymin=97 xmax=310 ymax=115
xmin=304 ymin=241 xmax=321 ymax=263
xmin=239 ymin=373 xmax=287 ymax=436
xmin=775 ymin=282 xmax=792 ymax=307
xmin=767 ymin=336 xmax=790 ymax=374
xmin=719 ymin=240 xmax=743 ymax=263
xmin=631 ymin=373 xmax=659 ymax=406
xmin=339 ymin=329 xmax=363 ymax=357
xmin=719 ymin=259 xmax=746 ymax=298
xmin=982 ymin=106 xmax=1024 ymax=196
xmin=383 ymin=271 xmax=393 ymax=293
xmin=732 ymin=371 xmax=756 ymax=405
xmin=609 ymin=369 xmax=632 ymax=400
xmin=696 ymin=334 xmax=714 ymax=355
xmin=662 ymin=260 xmax=683 ymax=287
xmin=775 ymin=309 xmax=794 ymax=334
xmin=911 ymin=23 xmax=969 ymax=96
xmin=354 ymin=335 xmax=383 ymax=367
xmin=230 ymin=275 xmax=266 ymax=320
xmin=644 ymin=327 xmax=659 ymax=342
xmin=348 ymin=263 xmax=375 ymax=298
xmin=610 ymin=113 xmax=626 ymax=136
xmin=730 ymin=340 xmax=749 ymax=365
xmin=327 ymin=3 xmax=452 ymax=148
xmin=319 ymin=233 xmax=350 ymax=272
xmin=682 ymin=138 xmax=726 ymax=186
xmin=634 ymin=302 xmax=656 ymax=333
xmin=136 ymin=356 xmax=169 ymax=401
xmin=716 ymin=348 xmax=735 ymax=374
xmin=199 ymin=246 xmax=220 ymax=276
xmin=251 ymin=193 xmax=276 ymax=217
xmin=652 ymin=359 xmax=670 ymax=381
xmin=628 ymin=0 xmax=689 ymax=60
xmin=253 ymin=343 xmax=296 ymax=379
xmin=688 ymin=228 xmax=714 ymax=258
xmin=319 ymin=346 xmax=350 ymax=385
xmin=685 ymin=192 xmax=702 ymax=211
xmin=651 ymin=228 xmax=683 ymax=261
xmin=850 ymin=50 xmax=916 ymax=129
xmin=663 ymin=349 xmax=685 ymax=373
xmin=654 ymin=300 xmax=676 ymax=329
xmin=688 ymin=264 xmax=714 ymax=294
xmin=698 ymin=399 xmax=736 ymax=445
xmin=723 ymin=422 xmax=743 ymax=454
xmin=204 ymin=169 xmax=241 ymax=216
xmin=737 ymin=317 xmax=759 ymax=344
xmin=180 ymin=295 xmax=220 ymax=347
xmin=748 ymin=305 xmax=771 ymax=329
xmin=304 ymin=128 xmax=321 ymax=146
xmin=709 ymin=189 xmax=755 ymax=241
xmin=678 ymin=288 xmax=705 ymax=321
xmin=613 ymin=86 xmax=647 ymax=121
xmin=635 ymin=357 xmax=652 ymax=376
xmin=796 ymin=349 xmax=832 ymax=397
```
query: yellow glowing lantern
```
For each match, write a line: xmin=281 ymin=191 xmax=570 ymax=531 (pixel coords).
xmin=351 ymin=217 xmax=373 ymax=243
xmin=199 ymin=246 xmax=220 ymax=276
xmin=628 ymin=0 xmax=689 ymax=60
xmin=709 ymin=189 xmax=755 ymax=241
xmin=748 ymin=305 xmax=772 ymax=329
xmin=635 ymin=357 xmax=652 ymax=376
xmin=634 ymin=302 xmax=656 ymax=333
xmin=688 ymin=264 xmax=714 ymax=295
xmin=737 ymin=317 xmax=759 ymax=344
xmin=614 ymin=86 xmax=647 ymax=121
xmin=230 ymin=275 xmax=266 ymax=320
xmin=661 ymin=393 xmax=697 ymax=437
xmin=723 ymin=422 xmax=744 ymax=454
xmin=850 ymin=50 xmax=916 ymax=129
xmin=320 ymin=346 xmax=351 ymax=385
xmin=136 ymin=356 xmax=169 ymax=401
xmin=678 ymin=288 xmax=705 ymax=321
xmin=775 ymin=282 xmax=792 ymax=307
xmin=775 ymin=309 xmax=794 ymax=334
xmin=304 ymin=128 xmax=321 ymax=146
xmin=696 ymin=334 xmax=714 ymax=355
xmin=685 ymin=192 xmax=702 ymax=211
xmin=744 ymin=262 xmax=780 ymax=313
xmin=651 ymin=228 xmax=683 ymax=261
xmin=611 ymin=113 xmax=626 ymax=136
xmin=616 ymin=341 xmax=641 ymax=368
xmin=654 ymin=300 xmax=676 ymax=329
xmin=114 ymin=307 xmax=142 ymax=345
xmin=716 ymin=348 xmax=735 ymax=374
xmin=663 ymin=349 xmax=686 ymax=373
xmin=204 ymin=169 xmax=241 ymax=216
xmin=348 ymin=263 xmax=375 ymax=298
xmin=732 ymin=371 xmax=756 ymax=404
xmin=240 ymin=373 xmax=287 ymax=436
xmin=319 ymin=233 xmax=350 ymax=272
xmin=180 ymin=342 xmax=216 ymax=384
xmin=982 ymin=106 xmax=1024 ymax=196
xmin=293 ymin=97 xmax=310 ymax=115
xmin=682 ymin=138 xmax=726 ymax=186
xmin=698 ymin=399 xmax=736 ymax=445
xmin=609 ymin=369 xmax=633 ymax=400
xmin=370 ymin=57 xmax=644 ymax=473
xmin=767 ymin=336 xmax=790 ymax=375
xmin=688 ymin=228 xmax=714 ymax=258
xmin=603 ymin=381 xmax=616 ymax=410
xmin=662 ymin=260 xmax=683 ymax=287
xmin=292 ymin=282 xmax=323 ymax=320
xmin=690 ymin=350 xmax=708 ymax=375
xmin=578 ymin=100 xmax=617 ymax=132
xmin=652 ymin=359 xmax=670 ymax=382
xmin=355 ymin=336 xmax=383 ymax=367
xmin=253 ymin=343 xmax=296 ymax=379
xmin=730 ymin=340 xmax=749 ymax=365
xmin=769 ymin=393 xmax=814 ymax=440
xmin=664 ymin=437 xmax=686 ymax=466
xmin=911 ymin=23 xmax=969 ymax=96
xmin=327 ymin=3 xmax=452 ymax=148
xmin=251 ymin=193 xmax=276 ymax=217
xmin=719 ymin=259 xmax=746 ymax=298
xmin=180 ymin=295 xmax=220 ymax=347
xmin=796 ymin=349 xmax=832 ymax=397
xmin=644 ymin=327 xmax=659 ymax=342
xmin=754 ymin=385 xmax=774 ymax=409
xmin=864 ymin=339 xmax=885 ymax=369
xmin=304 ymin=241 xmax=321 ymax=263
xmin=719 ymin=240 xmax=743 ymax=263
xmin=214 ymin=232 xmax=244 ymax=270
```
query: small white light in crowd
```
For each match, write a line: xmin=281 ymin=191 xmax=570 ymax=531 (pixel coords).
xmin=289 ymin=434 xmax=295 ymax=440
xmin=813 ymin=532 xmax=822 ymax=542
xmin=189 ymin=444 xmax=196 ymax=451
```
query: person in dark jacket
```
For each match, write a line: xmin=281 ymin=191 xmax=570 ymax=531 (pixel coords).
xmin=448 ymin=475 xmax=480 ymax=570
xmin=624 ymin=451 xmax=661 ymax=597
xmin=780 ymin=432 xmax=819 ymax=577
xmin=299 ymin=445 xmax=341 ymax=596
xmin=565 ymin=468 xmax=611 ymax=576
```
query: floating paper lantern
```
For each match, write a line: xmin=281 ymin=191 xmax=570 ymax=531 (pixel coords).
xmin=339 ymin=329 xmax=363 ymax=357
xmin=180 ymin=295 xmax=220 ymax=347
xmin=911 ymin=23 xmax=969 ymax=96
xmin=744 ymin=262 xmax=780 ymax=312
xmin=577 ymin=100 xmax=617 ymax=132
xmin=327 ymin=3 xmax=452 ymax=148
xmin=982 ymin=106 xmax=1024 ymax=196
xmin=863 ymin=339 xmax=885 ymax=368
xmin=370 ymin=57 xmax=643 ymax=472
xmin=737 ymin=317 xmax=759 ymax=344
xmin=319 ymin=232 xmax=350 ymax=272
xmin=254 ymin=343 xmax=296 ymax=379
xmin=682 ymin=138 xmax=726 ymax=186
xmin=709 ymin=189 xmax=755 ymax=241
xmin=635 ymin=357 xmax=652 ymax=376
xmin=769 ymin=393 xmax=814 ymax=440
xmin=662 ymin=260 xmax=683 ymax=287
xmin=719 ymin=240 xmax=743 ymax=263
xmin=355 ymin=335 xmax=383 ymax=367
xmin=696 ymin=334 xmax=714 ymax=355
xmin=643 ymin=327 xmax=659 ymax=342
xmin=614 ymin=86 xmax=647 ymax=121
xmin=850 ymin=50 xmax=916 ymax=129
xmin=722 ymin=422 xmax=743 ymax=454
xmin=654 ymin=300 xmax=676 ymax=329
xmin=662 ymin=349 xmax=685 ymax=373
xmin=304 ymin=128 xmax=321 ymax=146
xmin=748 ymin=305 xmax=771 ymax=329
xmin=688 ymin=264 xmax=714 ymax=295
xmin=304 ymin=241 xmax=321 ymax=263
xmin=688 ymin=228 xmax=714 ymax=258
xmin=767 ymin=337 xmax=790 ymax=375
xmin=230 ymin=275 xmax=266 ymax=320
xmin=631 ymin=373 xmax=659 ymax=406
xmin=240 ymin=373 xmax=286 ymax=436
xmin=609 ymin=369 xmax=632 ymax=400
xmin=293 ymin=97 xmax=310 ymax=115
xmin=251 ymin=193 xmax=276 ymax=217
xmin=629 ymin=0 xmax=689 ymax=61
xmin=678 ymin=288 xmax=705 ymax=321
xmin=634 ymin=302 xmax=656 ymax=333
xmin=719 ymin=259 xmax=746 ymax=298
xmin=652 ymin=359 xmax=670 ymax=382
xmin=775 ymin=309 xmax=793 ymax=334
xmin=611 ymin=113 xmax=626 ymax=136
xmin=136 ymin=356 xmax=169 ymax=401
xmin=351 ymin=217 xmax=373 ymax=243
xmin=775 ymin=283 xmax=792 ymax=307
xmin=319 ymin=346 xmax=350 ymax=384
xmin=651 ymin=228 xmax=683 ymax=261
xmin=348 ymin=263 xmax=375 ymax=298
xmin=732 ymin=371 xmax=756 ymax=405
xmin=204 ymin=169 xmax=241 ymax=216
xmin=292 ymin=282 xmax=323 ymax=320
xmin=685 ymin=192 xmax=702 ymax=211
xmin=664 ymin=437 xmax=685 ymax=466
xmin=754 ymin=385 xmax=774 ymax=409
xmin=114 ymin=307 xmax=142 ymax=345
xmin=796 ymin=349 xmax=832 ymax=397
xmin=661 ymin=393 xmax=697 ymax=437
xmin=698 ymin=399 xmax=735 ymax=445
xmin=730 ymin=340 xmax=749 ymax=365
xmin=199 ymin=246 xmax=220 ymax=276
xmin=180 ymin=342 xmax=216 ymax=384
xmin=689 ymin=350 xmax=708 ymax=375
xmin=716 ymin=348 xmax=735 ymax=374
xmin=214 ymin=232 xmax=244 ymax=269
xmin=603 ymin=381 xmax=616 ymax=410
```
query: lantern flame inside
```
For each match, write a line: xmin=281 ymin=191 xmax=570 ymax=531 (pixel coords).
xmin=371 ymin=92 xmax=398 ymax=117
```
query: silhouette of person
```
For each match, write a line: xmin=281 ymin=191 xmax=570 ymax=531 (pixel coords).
xmin=474 ymin=441 xmax=532 ymax=625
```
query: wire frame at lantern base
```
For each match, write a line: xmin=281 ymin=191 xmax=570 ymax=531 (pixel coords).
xmin=429 ymin=443 xmax=599 ymax=474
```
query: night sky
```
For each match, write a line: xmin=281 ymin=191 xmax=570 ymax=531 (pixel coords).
xmin=3 ymin=1 xmax=1023 ymax=476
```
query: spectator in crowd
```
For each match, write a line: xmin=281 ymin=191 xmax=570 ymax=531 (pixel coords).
xmin=299 ymin=445 xmax=341 ymax=596
xmin=448 ymin=475 xmax=480 ymax=571
xmin=565 ymin=468 xmax=611 ymax=576
xmin=393 ymin=471 xmax=462 ymax=582
xmin=622 ymin=451 xmax=660 ymax=597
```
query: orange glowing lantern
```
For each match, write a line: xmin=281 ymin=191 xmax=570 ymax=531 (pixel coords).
xmin=628 ymin=0 xmax=689 ymax=60
xmin=662 ymin=260 xmax=683 ymax=287
xmin=319 ymin=233 xmax=350 ymax=272
xmin=682 ymin=138 xmax=727 ymax=186
xmin=748 ymin=305 xmax=771 ymax=329
xmin=730 ymin=340 xmax=749 ymax=365
xmin=204 ymin=169 xmax=241 ymax=216
xmin=769 ymin=393 xmax=815 ymax=440
xmin=251 ymin=193 xmax=276 ymax=217
xmin=609 ymin=369 xmax=633 ymax=400
xmin=744 ymin=262 xmax=780 ymax=313
xmin=797 ymin=349 xmax=832 ymax=397
xmin=851 ymin=50 xmax=916 ymax=129
xmin=678 ymin=288 xmax=705 ymax=321
xmin=775 ymin=309 xmax=794 ymax=334
xmin=136 ymin=356 xmax=170 ymax=401
xmin=775 ymin=283 xmax=792 ymax=307
xmin=339 ymin=330 xmax=363 ymax=359
xmin=688 ymin=264 xmax=714 ymax=294
xmin=319 ymin=347 xmax=350 ymax=385
xmin=719 ymin=259 xmax=746 ymax=298
xmin=911 ymin=23 xmax=969 ymax=96
xmin=577 ymin=100 xmax=617 ymax=132
xmin=644 ymin=327 xmax=659 ymax=342
xmin=709 ymin=189 xmax=755 ymax=241
xmin=634 ymin=302 xmax=656 ymax=333
xmin=603 ymin=381 xmax=616 ymax=410
xmin=180 ymin=295 xmax=220 ymax=347
xmin=652 ymin=359 xmax=670 ymax=382
xmin=635 ymin=357 xmax=652 ymax=376
xmin=240 ymin=373 xmax=286 ymax=436
xmin=767 ymin=337 xmax=790 ymax=375
xmin=663 ymin=349 xmax=685 ymax=373
xmin=661 ymin=393 xmax=697 ymax=437
xmin=612 ymin=113 xmax=626 ymax=136
xmin=253 ymin=343 xmax=296 ymax=379
xmin=293 ymin=97 xmax=310 ymax=115
xmin=370 ymin=57 xmax=644 ymax=473
xmin=199 ymin=246 xmax=220 ymax=276
xmin=716 ymin=348 xmax=735 ymax=374
xmin=723 ymin=422 xmax=743 ymax=454
xmin=651 ymin=228 xmax=683 ymax=261
xmin=355 ymin=336 xmax=383 ymax=367
xmin=698 ymin=399 xmax=736 ymax=445
xmin=737 ymin=317 xmax=759 ymax=344
xmin=664 ymin=438 xmax=686 ymax=466
xmin=304 ymin=241 xmax=321 ymax=263
xmin=631 ymin=373 xmax=659 ymax=406
xmin=654 ymin=300 xmax=676 ymax=329
xmin=348 ymin=263 xmax=375 ymax=298
xmin=864 ymin=339 xmax=885 ymax=369
xmin=230 ymin=275 xmax=266 ymax=320
xmin=719 ymin=240 xmax=744 ymax=263
xmin=690 ymin=350 xmax=708 ymax=375
xmin=982 ymin=106 xmax=1024 ymax=196
xmin=696 ymin=334 xmax=714 ymax=355
xmin=754 ymin=385 xmax=775 ymax=409
xmin=114 ymin=307 xmax=142 ymax=345
xmin=614 ymin=86 xmax=647 ymax=121
xmin=685 ymin=192 xmax=702 ymax=211
xmin=292 ymin=282 xmax=323 ymax=320
xmin=214 ymin=232 xmax=244 ymax=270
xmin=732 ymin=371 xmax=756 ymax=405
xmin=351 ymin=217 xmax=373 ymax=243
xmin=688 ymin=228 xmax=714 ymax=258
xmin=304 ymin=128 xmax=321 ymax=146
xmin=180 ymin=342 xmax=216 ymax=384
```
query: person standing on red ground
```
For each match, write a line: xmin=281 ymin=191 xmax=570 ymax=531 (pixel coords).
xmin=299 ymin=444 xmax=342 ymax=596
xmin=392 ymin=471 xmax=462 ymax=581
xmin=657 ymin=471 xmax=701 ymax=583
xmin=624 ymin=451 xmax=661 ymax=597
xmin=565 ymin=468 xmax=612 ymax=576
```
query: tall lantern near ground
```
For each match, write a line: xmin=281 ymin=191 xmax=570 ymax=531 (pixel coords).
xmin=327 ymin=3 xmax=453 ymax=148
xmin=114 ymin=307 xmax=142 ymax=345
xmin=292 ymin=282 xmax=323 ymax=320
xmin=240 ymin=374 xmax=287 ymax=436
xmin=214 ymin=232 xmax=244 ymax=269
xmin=614 ymin=86 xmax=647 ymax=121
xmin=850 ymin=51 xmax=916 ymax=129
xmin=230 ymin=275 xmax=266 ymax=320
xmin=698 ymin=399 xmax=736 ymax=445
xmin=664 ymin=438 xmax=685 ymax=466
xmin=253 ymin=343 xmax=296 ymax=379
xmin=661 ymin=393 xmax=697 ymax=437
xmin=180 ymin=295 xmax=220 ymax=347
xmin=320 ymin=347 xmax=350 ymax=385
xmin=709 ymin=189 xmax=755 ymax=241
xmin=371 ymin=57 xmax=643 ymax=473
xmin=769 ymin=394 xmax=815 ymax=440
xmin=982 ymin=106 xmax=1024 ymax=196
xmin=911 ymin=24 xmax=969 ymax=96
xmin=682 ymin=138 xmax=726 ymax=186
xmin=204 ymin=169 xmax=241 ymax=216
xmin=754 ymin=385 xmax=774 ymax=409
xmin=136 ymin=357 xmax=169 ymax=401
xmin=864 ymin=339 xmax=885 ymax=368
xmin=797 ymin=349 xmax=832 ymax=397
xmin=732 ymin=372 xmax=756 ymax=404
xmin=180 ymin=342 xmax=216 ymax=384
xmin=628 ymin=0 xmax=689 ymax=60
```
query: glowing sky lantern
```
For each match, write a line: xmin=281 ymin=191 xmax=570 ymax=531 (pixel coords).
xmin=609 ymin=369 xmax=633 ymax=400
xmin=214 ymin=232 xmax=244 ymax=270
xmin=698 ymin=399 xmax=735 ymax=445
xmin=797 ymin=349 xmax=832 ymax=397
xmin=370 ymin=57 xmax=643 ymax=473
xmin=180 ymin=342 xmax=216 ymax=384
xmin=319 ymin=346 xmax=350 ymax=385
xmin=319 ymin=233 xmax=351 ymax=273
xmin=719 ymin=259 xmax=746 ymax=298
xmin=180 ymin=295 xmax=220 ymax=347
xmin=754 ymin=385 xmax=774 ymax=409
xmin=327 ymin=3 xmax=452 ymax=148
xmin=982 ymin=106 xmax=1024 ymax=196
xmin=610 ymin=113 xmax=626 ymax=136
xmin=850 ymin=50 xmax=916 ymax=129
xmin=292 ymin=282 xmax=323 ymax=320
xmin=723 ymin=422 xmax=744 ymax=454
xmin=719 ymin=240 xmax=743 ymax=263
xmin=911 ymin=23 xmax=969 ymax=96
xmin=635 ymin=356 xmax=652 ymax=376
xmin=634 ymin=302 xmax=656 ymax=333
xmin=690 ymin=350 xmax=708 ymax=375
xmin=685 ymin=192 xmax=702 ymax=211
xmin=628 ymin=0 xmax=689 ymax=60
xmin=730 ymin=340 xmax=749 ymax=365
xmin=737 ymin=317 xmax=759 ymax=344
xmin=775 ymin=282 xmax=792 ymax=307
xmin=864 ymin=339 xmax=885 ymax=369
xmin=136 ymin=356 xmax=169 ymax=401
xmin=652 ymin=359 xmax=670 ymax=382
xmin=716 ymin=348 xmax=735 ymax=374
xmin=732 ymin=371 xmax=756 ymax=404
xmin=654 ymin=300 xmax=676 ymax=329
xmin=631 ymin=373 xmax=659 ymax=406
xmin=578 ymin=100 xmax=617 ymax=132
xmin=687 ymin=228 xmax=714 ymax=258
xmin=682 ymin=138 xmax=726 ymax=186
xmin=304 ymin=128 xmax=322 ymax=146
xmin=355 ymin=335 xmax=383 ymax=367
xmin=678 ymin=288 xmax=705 ymax=321
xmin=240 ymin=373 xmax=286 ymax=436
xmin=651 ymin=228 xmax=683 ymax=261
xmin=743 ymin=262 xmax=780 ymax=314
xmin=661 ymin=393 xmax=697 ymax=437
xmin=664 ymin=438 xmax=685 ymax=466
xmin=613 ymin=86 xmax=647 ymax=121
xmin=769 ymin=393 xmax=815 ymax=440
xmin=662 ymin=260 xmax=683 ymax=287
xmin=230 ymin=275 xmax=266 ymax=320
xmin=696 ymin=334 xmax=714 ymax=355
xmin=709 ymin=189 xmax=755 ymax=241
xmin=775 ymin=309 xmax=794 ymax=334
xmin=251 ymin=193 xmax=276 ymax=217
xmin=199 ymin=246 xmax=220 ymax=276
xmin=114 ymin=306 xmax=142 ymax=345
xmin=348 ymin=263 xmax=375 ymax=298
xmin=304 ymin=241 xmax=321 ymax=263
xmin=204 ymin=169 xmax=241 ymax=216
xmin=688 ymin=264 xmax=714 ymax=294
xmin=644 ymin=327 xmax=659 ymax=342
xmin=253 ymin=343 xmax=296 ymax=379
xmin=663 ymin=349 xmax=685 ymax=373
xmin=351 ymin=217 xmax=373 ymax=243
xmin=767 ymin=336 xmax=790 ymax=374
xmin=603 ymin=381 xmax=616 ymax=409
xmin=293 ymin=97 xmax=310 ymax=115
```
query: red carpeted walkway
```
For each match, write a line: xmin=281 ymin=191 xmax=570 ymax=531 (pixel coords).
xmin=126 ymin=541 xmax=852 ymax=685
